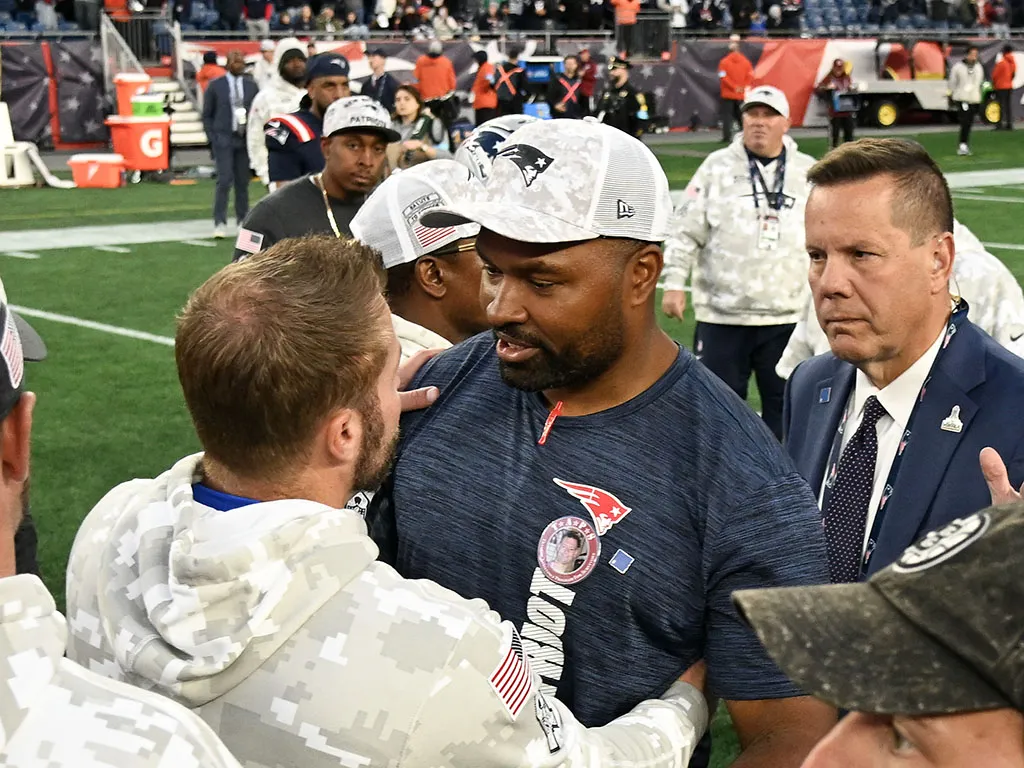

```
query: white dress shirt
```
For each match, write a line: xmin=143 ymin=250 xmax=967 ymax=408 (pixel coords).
xmin=818 ymin=326 xmax=947 ymax=553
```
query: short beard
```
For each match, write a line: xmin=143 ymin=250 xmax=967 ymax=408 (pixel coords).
xmin=352 ymin=395 xmax=398 ymax=492
xmin=494 ymin=312 xmax=626 ymax=393
xmin=282 ymin=70 xmax=306 ymax=87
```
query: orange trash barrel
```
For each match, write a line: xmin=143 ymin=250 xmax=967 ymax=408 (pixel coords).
xmin=105 ymin=115 xmax=171 ymax=172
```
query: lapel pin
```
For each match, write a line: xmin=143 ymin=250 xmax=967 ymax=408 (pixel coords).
xmin=941 ymin=405 xmax=963 ymax=433
xmin=609 ymin=549 xmax=635 ymax=574
xmin=818 ymin=387 xmax=832 ymax=404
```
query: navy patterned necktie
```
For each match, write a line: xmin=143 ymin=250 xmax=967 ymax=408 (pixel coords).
xmin=822 ymin=395 xmax=888 ymax=583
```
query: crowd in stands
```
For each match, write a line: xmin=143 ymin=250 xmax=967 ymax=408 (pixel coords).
xmin=0 ymin=0 xmax=1016 ymax=37
xmin=159 ymin=0 xmax=1019 ymax=35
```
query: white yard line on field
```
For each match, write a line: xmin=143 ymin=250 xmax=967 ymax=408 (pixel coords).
xmin=11 ymin=306 xmax=175 ymax=347
xmin=1 ymin=220 xmax=217 ymax=252
xmin=983 ymin=242 xmax=1024 ymax=251
xmin=952 ymin=193 xmax=1024 ymax=204
xmin=3 ymin=252 xmax=41 ymax=260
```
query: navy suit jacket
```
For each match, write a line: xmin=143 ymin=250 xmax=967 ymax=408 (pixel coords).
xmin=202 ymin=73 xmax=258 ymax=149
xmin=783 ymin=319 xmax=1024 ymax=577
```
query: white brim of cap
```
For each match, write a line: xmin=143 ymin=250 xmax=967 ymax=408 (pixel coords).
xmin=421 ymin=203 xmax=599 ymax=244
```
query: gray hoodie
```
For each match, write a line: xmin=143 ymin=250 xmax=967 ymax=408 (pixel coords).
xmin=65 ymin=453 xmax=709 ymax=768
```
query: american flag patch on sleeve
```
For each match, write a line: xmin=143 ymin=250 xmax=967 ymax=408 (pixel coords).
xmin=235 ymin=228 xmax=265 ymax=255
xmin=489 ymin=626 xmax=534 ymax=719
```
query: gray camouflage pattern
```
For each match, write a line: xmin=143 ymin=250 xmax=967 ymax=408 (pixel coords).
xmin=776 ymin=220 xmax=1024 ymax=378
xmin=0 ymin=574 xmax=241 ymax=768
xmin=66 ymin=453 xmax=708 ymax=768
xmin=663 ymin=135 xmax=816 ymax=325
xmin=422 ymin=117 xmax=673 ymax=244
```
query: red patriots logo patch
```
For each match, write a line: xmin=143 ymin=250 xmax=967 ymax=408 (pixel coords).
xmin=553 ymin=478 xmax=632 ymax=536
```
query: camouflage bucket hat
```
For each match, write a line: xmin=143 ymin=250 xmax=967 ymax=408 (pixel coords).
xmin=421 ymin=117 xmax=673 ymax=244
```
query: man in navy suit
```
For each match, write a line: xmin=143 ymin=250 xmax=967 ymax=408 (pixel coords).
xmin=203 ymin=50 xmax=259 ymax=239
xmin=783 ymin=137 xmax=1024 ymax=583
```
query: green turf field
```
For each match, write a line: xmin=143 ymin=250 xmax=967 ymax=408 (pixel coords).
xmin=3 ymin=128 xmax=1024 ymax=766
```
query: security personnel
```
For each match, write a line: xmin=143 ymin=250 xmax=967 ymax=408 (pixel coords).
xmin=548 ymin=54 xmax=586 ymax=119
xmin=662 ymin=86 xmax=815 ymax=440
xmin=597 ymin=56 xmax=649 ymax=137
xmin=492 ymin=48 xmax=527 ymax=116
xmin=264 ymin=53 xmax=351 ymax=190
xmin=235 ymin=96 xmax=399 ymax=261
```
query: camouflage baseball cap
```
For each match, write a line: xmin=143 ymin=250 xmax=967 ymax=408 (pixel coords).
xmin=734 ymin=505 xmax=1024 ymax=716
xmin=421 ymin=117 xmax=673 ymax=244
xmin=350 ymin=160 xmax=481 ymax=269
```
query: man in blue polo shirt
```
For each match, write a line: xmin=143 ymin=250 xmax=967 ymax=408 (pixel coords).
xmin=367 ymin=118 xmax=836 ymax=767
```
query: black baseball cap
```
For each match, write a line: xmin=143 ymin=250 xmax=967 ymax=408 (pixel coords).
xmin=0 ymin=296 xmax=46 ymax=422
xmin=608 ymin=55 xmax=631 ymax=71
xmin=734 ymin=504 xmax=1024 ymax=716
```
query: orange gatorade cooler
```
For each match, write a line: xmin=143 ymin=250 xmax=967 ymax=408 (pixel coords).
xmin=68 ymin=153 xmax=126 ymax=188
xmin=105 ymin=116 xmax=171 ymax=172
xmin=113 ymin=72 xmax=153 ymax=117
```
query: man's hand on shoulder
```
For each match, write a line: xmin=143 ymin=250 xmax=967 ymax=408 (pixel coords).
xmin=399 ymin=347 xmax=443 ymax=412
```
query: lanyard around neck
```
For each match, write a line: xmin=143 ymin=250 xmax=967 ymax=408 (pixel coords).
xmin=747 ymin=147 xmax=787 ymax=212
xmin=313 ymin=173 xmax=342 ymax=238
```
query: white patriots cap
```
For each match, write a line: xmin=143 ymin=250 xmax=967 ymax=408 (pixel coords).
xmin=350 ymin=159 xmax=482 ymax=269
xmin=420 ymin=117 xmax=673 ymax=244
xmin=742 ymin=85 xmax=790 ymax=119
xmin=322 ymin=95 xmax=401 ymax=142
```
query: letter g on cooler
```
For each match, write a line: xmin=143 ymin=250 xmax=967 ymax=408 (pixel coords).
xmin=140 ymin=129 xmax=164 ymax=159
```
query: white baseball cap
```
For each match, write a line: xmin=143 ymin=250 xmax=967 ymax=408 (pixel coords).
xmin=260 ymin=39 xmax=275 ymax=52
xmin=322 ymin=95 xmax=401 ymax=142
xmin=421 ymin=117 xmax=672 ymax=244
xmin=742 ymin=85 xmax=790 ymax=119
xmin=350 ymin=160 xmax=482 ymax=269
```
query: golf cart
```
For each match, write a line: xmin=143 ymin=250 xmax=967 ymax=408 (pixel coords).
xmin=856 ymin=36 xmax=1000 ymax=127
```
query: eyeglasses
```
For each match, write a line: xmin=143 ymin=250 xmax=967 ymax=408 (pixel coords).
xmin=431 ymin=238 xmax=477 ymax=257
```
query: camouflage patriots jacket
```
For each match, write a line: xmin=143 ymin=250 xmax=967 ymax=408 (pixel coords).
xmin=65 ymin=453 xmax=709 ymax=768
xmin=0 ymin=574 xmax=241 ymax=768
xmin=663 ymin=134 xmax=816 ymax=326
xmin=776 ymin=220 xmax=1024 ymax=378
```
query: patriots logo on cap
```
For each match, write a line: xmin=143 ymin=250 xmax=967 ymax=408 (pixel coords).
xmin=495 ymin=144 xmax=554 ymax=187
xmin=553 ymin=478 xmax=631 ymax=536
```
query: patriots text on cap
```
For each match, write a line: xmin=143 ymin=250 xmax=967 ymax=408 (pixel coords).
xmin=322 ymin=95 xmax=401 ymax=142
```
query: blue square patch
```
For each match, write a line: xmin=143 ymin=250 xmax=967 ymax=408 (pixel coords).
xmin=609 ymin=549 xmax=635 ymax=574
xmin=818 ymin=387 xmax=832 ymax=404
